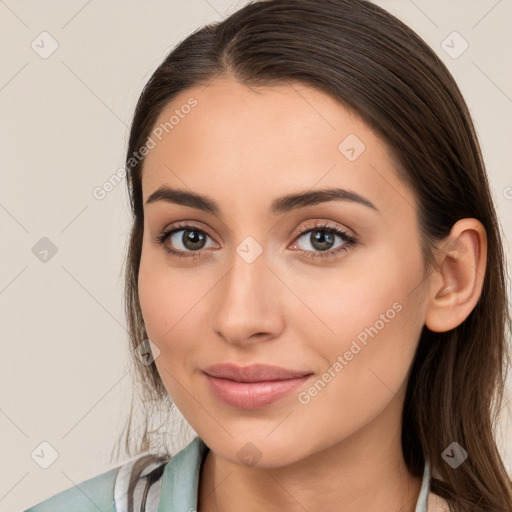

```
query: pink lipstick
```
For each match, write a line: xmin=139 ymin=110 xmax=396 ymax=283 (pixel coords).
xmin=202 ymin=363 xmax=313 ymax=409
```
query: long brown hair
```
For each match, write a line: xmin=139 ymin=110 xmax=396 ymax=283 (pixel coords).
xmin=111 ymin=1 xmax=512 ymax=509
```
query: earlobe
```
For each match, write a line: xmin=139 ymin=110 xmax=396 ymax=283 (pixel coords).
xmin=424 ymin=218 xmax=487 ymax=333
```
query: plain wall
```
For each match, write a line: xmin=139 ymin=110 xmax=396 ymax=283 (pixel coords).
xmin=1 ymin=1 xmax=511 ymax=510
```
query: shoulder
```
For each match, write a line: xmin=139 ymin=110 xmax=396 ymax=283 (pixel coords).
xmin=23 ymin=466 xmax=120 ymax=512
xmin=427 ymin=491 xmax=451 ymax=512
xmin=23 ymin=438 xmax=208 ymax=512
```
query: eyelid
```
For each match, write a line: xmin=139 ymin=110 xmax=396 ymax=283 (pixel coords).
xmin=161 ymin=220 xmax=219 ymax=242
xmin=293 ymin=219 xmax=356 ymax=239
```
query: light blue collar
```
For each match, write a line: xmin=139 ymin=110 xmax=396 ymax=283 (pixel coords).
xmin=415 ymin=460 xmax=431 ymax=512
xmin=158 ymin=436 xmax=209 ymax=512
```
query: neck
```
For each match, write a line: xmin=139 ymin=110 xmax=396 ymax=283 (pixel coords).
xmin=197 ymin=399 xmax=423 ymax=512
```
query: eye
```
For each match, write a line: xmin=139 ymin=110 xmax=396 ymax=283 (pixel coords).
xmin=290 ymin=221 xmax=357 ymax=260
xmin=154 ymin=222 xmax=217 ymax=259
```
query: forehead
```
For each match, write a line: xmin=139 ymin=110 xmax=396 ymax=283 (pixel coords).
xmin=141 ymin=78 xmax=416 ymax=221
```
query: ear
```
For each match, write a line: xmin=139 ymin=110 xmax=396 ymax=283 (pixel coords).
xmin=424 ymin=218 xmax=487 ymax=333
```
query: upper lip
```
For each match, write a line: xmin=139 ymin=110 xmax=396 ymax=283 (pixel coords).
xmin=203 ymin=363 xmax=313 ymax=383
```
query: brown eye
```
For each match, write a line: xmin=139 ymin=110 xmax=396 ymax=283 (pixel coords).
xmin=173 ymin=229 xmax=208 ymax=251
xmin=155 ymin=223 xmax=217 ymax=259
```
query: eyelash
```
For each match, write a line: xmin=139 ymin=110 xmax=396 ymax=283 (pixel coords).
xmin=154 ymin=221 xmax=358 ymax=261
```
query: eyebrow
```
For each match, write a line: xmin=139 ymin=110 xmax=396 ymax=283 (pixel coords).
xmin=145 ymin=185 xmax=379 ymax=215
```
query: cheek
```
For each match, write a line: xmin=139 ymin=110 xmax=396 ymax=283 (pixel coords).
xmin=301 ymin=305 xmax=420 ymax=445
xmin=138 ymin=239 xmax=197 ymax=339
xmin=293 ymin=275 xmax=421 ymax=396
xmin=137 ymin=245 xmax=216 ymax=372
xmin=289 ymin=286 xmax=423 ymax=452
xmin=137 ymin=256 xmax=202 ymax=407
xmin=139 ymin=271 xmax=199 ymax=347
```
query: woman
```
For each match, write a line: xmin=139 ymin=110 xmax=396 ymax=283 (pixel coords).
xmin=24 ymin=0 xmax=512 ymax=511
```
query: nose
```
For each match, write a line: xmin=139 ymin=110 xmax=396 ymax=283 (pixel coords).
xmin=210 ymin=244 xmax=285 ymax=347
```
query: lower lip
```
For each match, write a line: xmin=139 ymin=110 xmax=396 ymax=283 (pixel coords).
xmin=203 ymin=373 xmax=312 ymax=409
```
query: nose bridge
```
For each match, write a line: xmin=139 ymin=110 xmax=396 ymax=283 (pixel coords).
xmin=211 ymin=237 xmax=284 ymax=344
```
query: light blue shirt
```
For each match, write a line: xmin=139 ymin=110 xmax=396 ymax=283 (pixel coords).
xmin=24 ymin=436 xmax=433 ymax=511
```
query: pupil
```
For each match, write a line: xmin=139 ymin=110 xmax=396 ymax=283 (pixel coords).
xmin=311 ymin=230 xmax=334 ymax=251
xmin=183 ymin=230 xmax=205 ymax=250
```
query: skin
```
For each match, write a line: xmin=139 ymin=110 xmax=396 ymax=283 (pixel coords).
xmin=137 ymin=77 xmax=487 ymax=512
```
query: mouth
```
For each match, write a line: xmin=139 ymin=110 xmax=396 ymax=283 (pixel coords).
xmin=203 ymin=374 xmax=313 ymax=409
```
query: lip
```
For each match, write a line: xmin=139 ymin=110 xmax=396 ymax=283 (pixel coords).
xmin=203 ymin=363 xmax=312 ymax=382
xmin=202 ymin=363 xmax=313 ymax=409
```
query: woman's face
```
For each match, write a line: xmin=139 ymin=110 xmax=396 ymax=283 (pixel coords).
xmin=138 ymin=78 xmax=431 ymax=467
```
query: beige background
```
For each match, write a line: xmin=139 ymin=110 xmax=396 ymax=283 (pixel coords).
xmin=1 ymin=1 xmax=511 ymax=510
